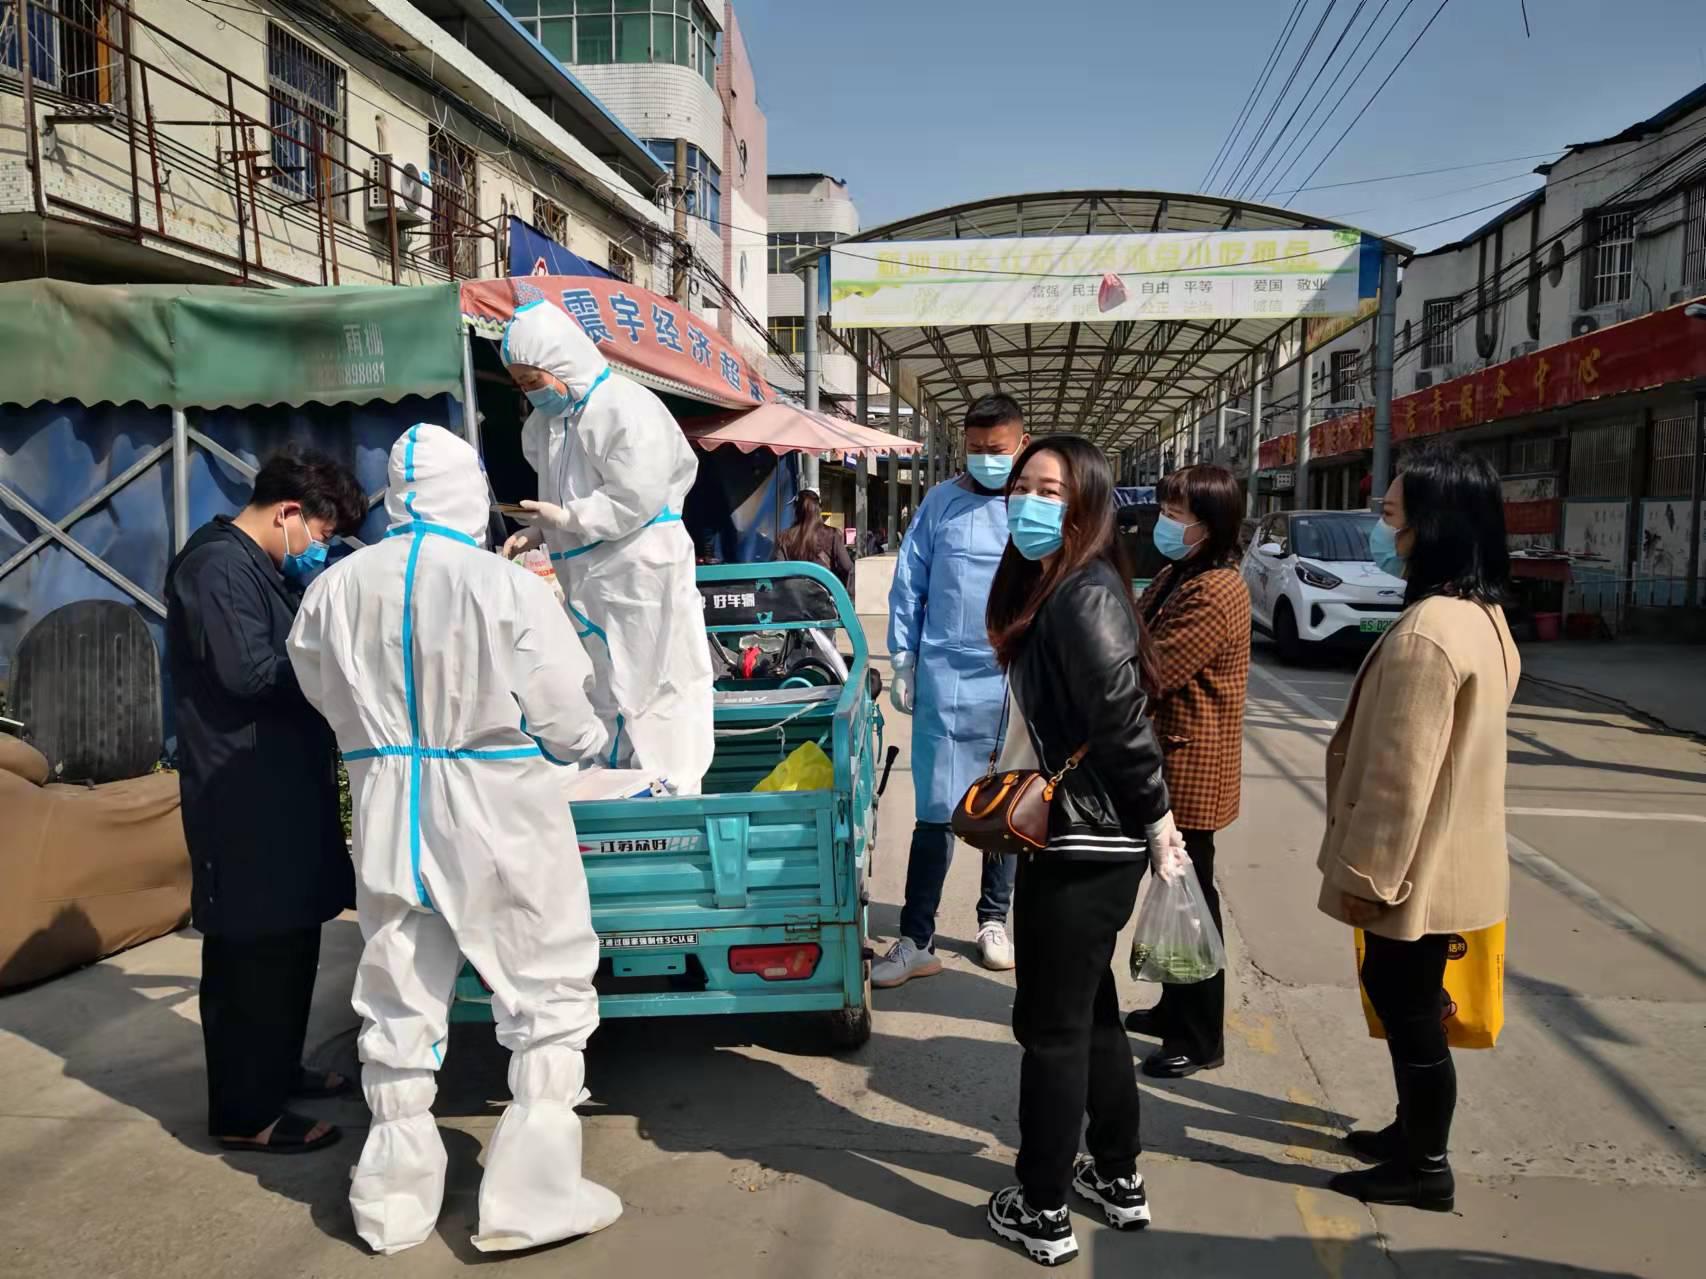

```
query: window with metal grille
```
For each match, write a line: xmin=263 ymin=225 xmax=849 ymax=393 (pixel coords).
xmin=532 ymin=193 xmax=569 ymax=244
xmin=1507 ymin=434 xmax=1558 ymax=477
xmin=607 ymin=241 xmax=635 ymax=282
xmin=1567 ymin=420 xmax=1636 ymax=499
xmin=1329 ymin=349 xmax=1359 ymax=402
xmin=767 ymin=230 xmax=839 ymax=275
xmin=1586 ymin=207 xmax=1636 ymax=307
xmin=1683 ymin=184 xmax=1706 ymax=287
xmin=1647 ymin=414 xmax=1696 ymax=497
xmin=768 ymin=315 xmax=803 ymax=354
xmin=2 ymin=1 xmax=115 ymax=104
xmin=1421 ymin=298 xmax=1455 ymax=369
xmin=268 ymin=25 xmax=346 ymax=217
xmin=429 ymin=125 xmax=481 ymax=279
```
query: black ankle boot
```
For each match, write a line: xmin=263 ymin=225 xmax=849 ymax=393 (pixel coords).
xmin=1328 ymin=1159 xmax=1454 ymax=1211
xmin=1332 ymin=1057 xmax=1457 ymax=1211
xmin=1343 ymin=1118 xmax=1402 ymax=1163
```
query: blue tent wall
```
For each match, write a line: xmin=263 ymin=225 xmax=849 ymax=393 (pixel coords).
xmin=682 ymin=448 xmax=798 ymax=564
xmin=0 ymin=395 xmax=460 ymax=683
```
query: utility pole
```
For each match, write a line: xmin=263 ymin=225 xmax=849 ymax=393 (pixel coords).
xmin=887 ymin=367 xmax=901 ymax=550
xmin=1246 ymin=351 xmax=1265 ymax=517
xmin=1686 ymin=391 xmax=1704 ymax=611
xmin=671 ymin=138 xmax=690 ymax=305
xmin=1295 ymin=318 xmax=1313 ymax=509
xmin=1370 ymin=248 xmax=1400 ymax=508
xmin=800 ymin=258 xmax=821 ymax=491
xmin=855 ymin=330 xmax=870 ymax=560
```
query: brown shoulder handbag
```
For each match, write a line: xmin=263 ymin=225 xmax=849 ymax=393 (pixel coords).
xmin=951 ymin=687 xmax=1088 ymax=855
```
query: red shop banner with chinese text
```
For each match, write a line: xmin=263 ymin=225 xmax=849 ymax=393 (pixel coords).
xmin=1264 ymin=297 xmax=1706 ymax=465
xmin=460 ymin=276 xmax=768 ymax=411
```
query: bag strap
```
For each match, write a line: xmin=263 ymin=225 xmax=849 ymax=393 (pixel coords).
xmin=984 ymin=677 xmax=1089 ymax=784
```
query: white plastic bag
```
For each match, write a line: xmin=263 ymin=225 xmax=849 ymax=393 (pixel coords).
xmin=1128 ymin=861 xmax=1227 ymax=985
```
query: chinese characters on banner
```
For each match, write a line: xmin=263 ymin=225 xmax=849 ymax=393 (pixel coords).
xmin=1257 ymin=299 xmax=1706 ymax=470
xmin=460 ymin=276 xmax=768 ymax=410
xmin=829 ymin=230 xmax=1367 ymax=328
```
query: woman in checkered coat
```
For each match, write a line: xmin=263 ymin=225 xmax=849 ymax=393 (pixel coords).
xmin=1123 ymin=465 xmax=1252 ymax=1078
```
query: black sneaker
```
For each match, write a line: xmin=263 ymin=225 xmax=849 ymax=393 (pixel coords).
xmin=1071 ymin=1155 xmax=1152 ymax=1230
xmin=987 ymin=1186 xmax=1079 ymax=1266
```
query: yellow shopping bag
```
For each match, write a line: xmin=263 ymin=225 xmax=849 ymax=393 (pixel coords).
xmin=1354 ymin=922 xmax=1506 ymax=1050
xmin=753 ymin=741 xmax=835 ymax=793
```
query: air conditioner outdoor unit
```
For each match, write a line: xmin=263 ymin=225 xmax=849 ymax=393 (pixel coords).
xmin=365 ymin=154 xmax=433 ymax=226
xmin=1413 ymin=370 xmax=1433 ymax=391
xmin=1509 ymin=340 xmax=1539 ymax=360
xmin=1570 ymin=314 xmax=1600 ymax=337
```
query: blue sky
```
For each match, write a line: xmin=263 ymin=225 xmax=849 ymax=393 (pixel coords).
xmin=735 ymin=0 xmax=1706 ymax=250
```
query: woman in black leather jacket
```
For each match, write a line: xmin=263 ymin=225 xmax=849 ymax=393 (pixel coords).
xmin=980 ymin=435 xmax=1187 ymax=1266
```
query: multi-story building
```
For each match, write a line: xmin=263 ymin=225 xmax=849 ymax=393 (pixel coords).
xmin=0 ymin=0 xmax=674 ymax=289
xmin=496 ymin=0 xmax=768 ymax=356
xmin=1240 ymin=81 xmax=1706 ymax=627
xmin=765 ymin=170 xmax=865 ymax=401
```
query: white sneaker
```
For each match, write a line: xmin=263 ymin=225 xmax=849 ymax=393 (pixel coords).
xmin=871 ymin=938 xmax=943 ymax=989
xmin=977 ymin=921 xmax=1015 ymax=971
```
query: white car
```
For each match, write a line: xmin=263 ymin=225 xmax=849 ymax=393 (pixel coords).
xmin=1242 ymin=509 xmax=1407 ymax=660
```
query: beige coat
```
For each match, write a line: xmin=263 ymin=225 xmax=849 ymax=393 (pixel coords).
xmin=1316 ymin=595 xmax=1520 ymax=941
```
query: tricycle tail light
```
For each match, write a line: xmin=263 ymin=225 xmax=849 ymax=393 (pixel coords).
xmin=728 ymin=943 xmax=822 ymax=981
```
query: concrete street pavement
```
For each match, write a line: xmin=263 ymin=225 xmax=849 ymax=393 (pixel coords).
xmin=0 ymin=571 xmax=1701 ymax=1277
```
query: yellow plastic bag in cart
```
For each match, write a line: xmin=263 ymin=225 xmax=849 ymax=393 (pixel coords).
xmin=754 ymin=741 xmax=834 ymax=793
xmin=1354 ymin=922 xmax=1506 ymax=1050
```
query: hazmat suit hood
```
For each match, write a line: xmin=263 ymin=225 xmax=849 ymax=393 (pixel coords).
xmin=384 ymin=423 xmax=491 ymax=545
xmin=501 ymin=299 xmax=610 ymax=395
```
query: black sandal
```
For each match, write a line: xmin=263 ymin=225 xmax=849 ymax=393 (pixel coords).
xmin=292 ymin=1067 xmax=353 ymax=1099
xmin=217 ymin=1110 xmax=342 ymax=1155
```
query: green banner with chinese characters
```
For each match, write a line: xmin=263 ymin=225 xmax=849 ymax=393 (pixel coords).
xmin=0 ymin=280 xmax=465 ymax=410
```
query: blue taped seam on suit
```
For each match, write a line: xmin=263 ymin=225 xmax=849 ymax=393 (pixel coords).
xmin=548 ymin=507 xmax=680 ymax=562
xmin=385 ymin=521 xmax=477 ymax=546
xmin=608 ymin=713 xmax=625 ymax=768
xmin=343 ymin=744 xmax=543 ymax=762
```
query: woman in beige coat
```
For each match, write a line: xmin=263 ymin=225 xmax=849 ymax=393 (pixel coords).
xmin=1317 ymin=446 xmax=1519 ymax=1214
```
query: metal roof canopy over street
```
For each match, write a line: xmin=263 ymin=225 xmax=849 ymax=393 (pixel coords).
xmin=788 ymin=190 xmax=1411 ymax=472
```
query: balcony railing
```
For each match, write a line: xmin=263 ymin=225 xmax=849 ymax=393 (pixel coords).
xmin=1 ymin=0 xmax=502 ymax=286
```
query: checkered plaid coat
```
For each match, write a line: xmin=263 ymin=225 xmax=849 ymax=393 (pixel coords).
xmin=1140 ymin=564 xmax=1252 ymax=832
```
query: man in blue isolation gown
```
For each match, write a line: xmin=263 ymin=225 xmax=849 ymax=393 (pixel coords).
xmin=875 ymin=394 xmax=1030 ymax=988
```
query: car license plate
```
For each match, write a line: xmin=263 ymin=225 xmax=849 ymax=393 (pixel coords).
xmin=1360 ymin=618 xmax=1395 ymax=634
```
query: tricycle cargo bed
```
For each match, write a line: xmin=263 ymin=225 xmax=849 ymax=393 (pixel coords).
xmin=452 ymin=563 xmax=882 ymax=1050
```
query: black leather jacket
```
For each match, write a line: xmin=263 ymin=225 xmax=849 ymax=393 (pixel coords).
xmin=1009 ymin=558 xmax=1171 ymax=861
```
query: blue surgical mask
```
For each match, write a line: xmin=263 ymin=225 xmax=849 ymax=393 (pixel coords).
xmin=1154 ymin=514 xmax=1199 ymax=562
xmin=1008 ymin=494 xmax=1066 ymax=561
xmin=966 ymin=452 xmax=1014 ymax=490
xmin=525 ymin=383 xmax=572 ymax=418
xmin=1370 ymin=518 xmax=1407 ymax=579
xmin=281 ymin=512 xmax=328 ymax=584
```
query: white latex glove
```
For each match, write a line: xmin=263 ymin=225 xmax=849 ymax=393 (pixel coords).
xmin=1145 ymin=810 xmax=1189 ymax=883
xmin=889 ymin=651 xmax=916 ymax=714
xmin=501 ymin=523 xmax=545 ymax=561
xmin=519 ymin=498 xmax=577 ymax=533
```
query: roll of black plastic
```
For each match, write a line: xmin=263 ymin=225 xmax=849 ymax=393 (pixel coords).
xmin=11 ymin=600 xmax=163 ymax=783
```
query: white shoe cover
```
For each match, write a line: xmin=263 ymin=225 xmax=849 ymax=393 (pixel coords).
xmin=350 ymin=1065 xmax=447 ymax=1255
xmin=471 ymin=1044 xmax=623 ymax=1252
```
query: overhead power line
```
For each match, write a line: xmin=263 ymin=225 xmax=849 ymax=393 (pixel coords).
xmin=1202 ymin=0 xmax=1309 ymax=192
xmin=1220 ymin=0 xmax=1345 ymax=198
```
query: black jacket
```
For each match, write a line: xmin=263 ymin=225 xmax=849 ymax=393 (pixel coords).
xmin=1009 ymin=558 xmax=1171 ymax=860
xmin=165 ymin=517 xmax=353 ymax=937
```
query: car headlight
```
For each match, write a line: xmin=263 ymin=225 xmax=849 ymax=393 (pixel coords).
xmin=1295 ymin=561 xmax=1343 ymax=590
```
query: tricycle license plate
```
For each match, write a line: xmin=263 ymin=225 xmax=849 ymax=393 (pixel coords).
xmin=1360 ymin=618 xmax=1395 ymax=634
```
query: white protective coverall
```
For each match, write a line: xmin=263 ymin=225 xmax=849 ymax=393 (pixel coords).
xmin=501 ymin=300 xmax=714 ymax=794
xmin=287 ymin=424 xmax=622 ymax=1255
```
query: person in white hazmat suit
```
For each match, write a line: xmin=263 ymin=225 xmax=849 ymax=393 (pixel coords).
xmin=499 ymin=299 xmax=714 ymax=795
xmin=286 ymin=423 xmax=622 ymax=1256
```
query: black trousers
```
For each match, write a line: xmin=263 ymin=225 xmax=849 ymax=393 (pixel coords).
xmin=1147 ymin=829 xmax=1226 ymax=1063
xmin=1012 ymin=855 xmax=1144 ymax=1210
xmin=200 ymin=926 xmax=322 ymax=1137
xmin=1360 ymin=931 xmax=1451 ymax=1064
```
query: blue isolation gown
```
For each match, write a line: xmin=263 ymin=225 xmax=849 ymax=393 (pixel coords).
xmin=887 ymin=476 xmax=1011 ymax=824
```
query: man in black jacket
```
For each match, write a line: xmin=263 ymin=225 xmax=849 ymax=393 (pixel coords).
xmin=165 ymin=449 xmax=366 ymax=1153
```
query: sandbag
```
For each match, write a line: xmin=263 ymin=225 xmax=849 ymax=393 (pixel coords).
xmin=0 ymin=771 xmax=191 ymax=991
xmin=0 ymin=736 xmax=50 ymax=786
